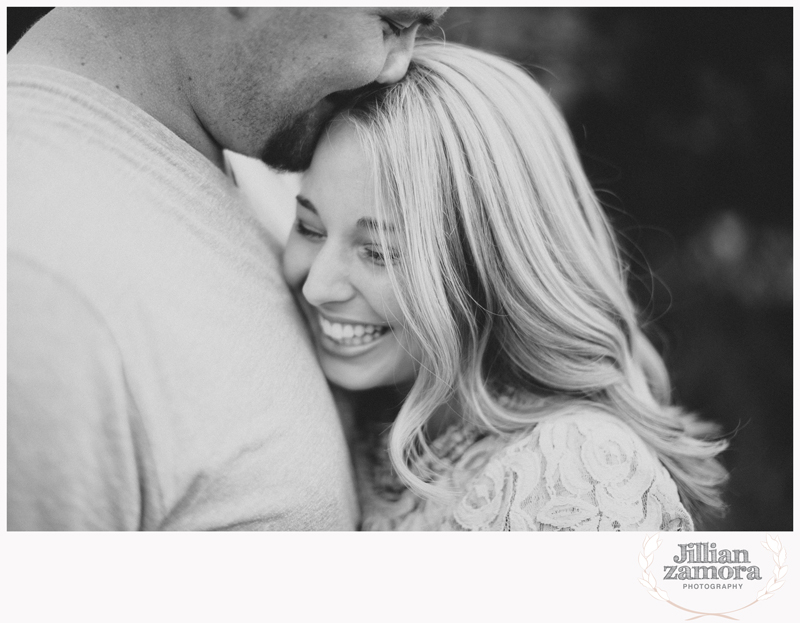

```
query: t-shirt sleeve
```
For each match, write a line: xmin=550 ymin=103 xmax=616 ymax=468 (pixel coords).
xmin=8 ymin=256 xmax=144 ymax=530
xmin=448 ymin=412 xmax=694 ymax=531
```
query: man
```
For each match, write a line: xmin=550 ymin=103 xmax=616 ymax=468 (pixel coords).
xmin=7 ymin=7 xmax=445 ymax=530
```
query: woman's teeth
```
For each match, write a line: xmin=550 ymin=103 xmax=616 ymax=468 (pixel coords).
xmin=319 ymin=317 xmax=388 ymax=346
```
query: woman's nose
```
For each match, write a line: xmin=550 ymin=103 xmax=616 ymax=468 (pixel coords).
xmin=375 ymin=24 xmax=420 ymax=85
xmin=301 ymin=245 xmax=355 ymax=307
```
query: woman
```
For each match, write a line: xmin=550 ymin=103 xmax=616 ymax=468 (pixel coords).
xmin=282 ymin=41 xmax=728 ymax=531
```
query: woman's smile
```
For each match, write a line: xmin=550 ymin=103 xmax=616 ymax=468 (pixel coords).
xmin=316 ymin=313 xmax=391 ymax=353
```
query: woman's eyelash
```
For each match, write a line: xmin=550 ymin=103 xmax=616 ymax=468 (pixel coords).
xmin=364 ymin=246 xmax=399 ymax=266
xmin=365 ymin=248 xmax=385 ymax=264
xmin=295 ymin=220 xmax=324 ymax=240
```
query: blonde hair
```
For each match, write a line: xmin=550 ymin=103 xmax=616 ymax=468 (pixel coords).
xmin=339 ymin=41 xmax=727 ymax=519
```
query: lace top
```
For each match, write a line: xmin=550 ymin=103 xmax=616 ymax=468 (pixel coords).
xmin=355 ymin=411 xmax=694 ymax=531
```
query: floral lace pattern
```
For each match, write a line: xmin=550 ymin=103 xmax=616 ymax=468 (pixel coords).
xmin=356 ymin=411 xmax=694 ymax=531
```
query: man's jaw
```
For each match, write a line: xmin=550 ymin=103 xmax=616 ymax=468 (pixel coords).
xmin=259 ymin=82 xmax=388 ymax=173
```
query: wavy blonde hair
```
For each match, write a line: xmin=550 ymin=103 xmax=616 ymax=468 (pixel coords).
xmin=338 ymin=41 xmax=727 ymax=519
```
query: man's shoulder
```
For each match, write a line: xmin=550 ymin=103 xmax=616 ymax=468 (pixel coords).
xmin=9 ymin=64 xmax=215 ymax=179
xmin=8 ymin=64 xmax=280 ymax=352
xmin=10 ymin=64 xmax=151 ymax=137
xmin=8 ymin=64 xmax=250 ymax=268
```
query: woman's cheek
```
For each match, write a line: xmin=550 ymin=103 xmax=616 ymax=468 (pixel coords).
xmin=281 ymin=236 xmax=308 ymax=291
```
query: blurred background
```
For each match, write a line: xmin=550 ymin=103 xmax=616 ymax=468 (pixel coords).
xmin=9 ymin=8 xmax=792 ymax=530
xmin=440 ymin=8 xmax=793 ymax=532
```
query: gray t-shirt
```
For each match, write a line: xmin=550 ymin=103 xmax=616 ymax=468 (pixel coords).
xmin=7 ymin=65 xmax=358 ymax=530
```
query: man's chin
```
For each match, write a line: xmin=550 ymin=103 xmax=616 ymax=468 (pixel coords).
xmin=259 ymin=82 xmax=386 ymax=173
xmin=258 ymin=102 xmax=333 ymax=173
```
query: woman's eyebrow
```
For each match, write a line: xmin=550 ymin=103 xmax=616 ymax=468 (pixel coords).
xmin=297 ymin=195 xmax=393 ymax=231
xmin=296 ymin=195 xmax=317 ymax=214
xmin=357 ymin=217 xmax=395 ymax=232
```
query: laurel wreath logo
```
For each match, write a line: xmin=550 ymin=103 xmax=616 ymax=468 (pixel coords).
xmin=638 ymin=533 xmax=788 ymax=620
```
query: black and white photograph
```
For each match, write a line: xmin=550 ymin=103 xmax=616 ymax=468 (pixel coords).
xmin=4 ymin=5 xmax=795 ymax=620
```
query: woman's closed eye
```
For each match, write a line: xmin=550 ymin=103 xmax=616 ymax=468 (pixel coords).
xmin=295 ymin=219 xmax=325 ymax=241
xmin=362 ymin=244 xmax=399 ymax=267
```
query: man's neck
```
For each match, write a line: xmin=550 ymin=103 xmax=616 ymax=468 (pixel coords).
xmin=9 ymin=8 xmax=225 ymax=169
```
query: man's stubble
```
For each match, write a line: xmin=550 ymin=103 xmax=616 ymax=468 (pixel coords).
xmin=259 ymin=82 xmax=385 ymax=173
